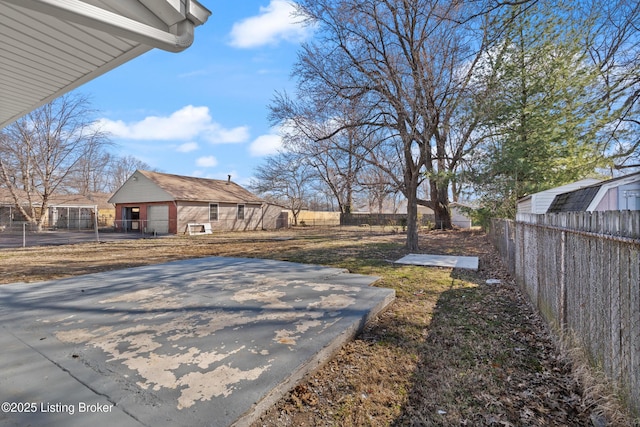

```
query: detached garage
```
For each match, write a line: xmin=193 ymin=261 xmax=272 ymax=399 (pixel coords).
xmin=108 ymin=170 xmax=284 ymax=234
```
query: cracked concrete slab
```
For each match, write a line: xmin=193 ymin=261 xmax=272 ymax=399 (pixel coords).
xmin=395 ymin=253 xmax=479 ymax=270
xmin=0 ymin=257 xmax=394 ymax=427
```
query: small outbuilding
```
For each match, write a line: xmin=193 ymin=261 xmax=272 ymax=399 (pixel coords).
xmin=450 ymin=203 xmax=474 ymax=228
xmin=548 ymin=172 xmax=640 ymax=213
xmin=108 ymin=170 xmax=286 ymax=234
xmin=516 ymin=178 xmax=602 ymax=214
xmin=0 ymin=188 xmax=98 ymax=230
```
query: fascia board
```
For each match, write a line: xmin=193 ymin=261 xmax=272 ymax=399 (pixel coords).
xmin=187 ymin=0 xmax=210 ymax=25
xmin=0 ymin=44 xmax=152 ymax=130
xmin=4 ymin=0 xmax=209 ymax=52
xmin=139 ymin=0 xmax=184 ymax=26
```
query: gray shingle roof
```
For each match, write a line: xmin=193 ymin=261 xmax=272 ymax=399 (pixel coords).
xmin=547 ymin=171 xmax=640 ymax=213
xmin=547 ymin=185 xmax=602 ymax=213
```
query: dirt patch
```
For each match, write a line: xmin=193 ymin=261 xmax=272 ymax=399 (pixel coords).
xmin=0 ymin=227 xmax=633 ymax=425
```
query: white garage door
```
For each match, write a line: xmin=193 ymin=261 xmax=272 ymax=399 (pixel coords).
xmin=147 ymin=205 xmax=169 ymax=234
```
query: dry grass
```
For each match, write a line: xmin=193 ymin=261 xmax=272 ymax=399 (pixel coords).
xmin=0 ymin=226 xmax=636 ymax=426
xmin=556 ymin=331 xmax=638 ymax=427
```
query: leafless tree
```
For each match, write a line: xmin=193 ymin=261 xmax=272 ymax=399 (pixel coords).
xmin=358 ymin=164 xmax=400 ymax=213
xmin=0 ymin=93 xmax=109 ymax=230
xmin=106 ymin=155 xmax=153 ymax=193
xmin=65 ymin=147 xmax=113 ymax=195
xmin=580 ymin=0 xmax=640 ymax=171
xmin=249 ymin=151 xmax=313 ymax=226
xmin=272 ymin=92 xmax=372 ymax=214
xmin=275 ymin=0 xmax=503 ymax=249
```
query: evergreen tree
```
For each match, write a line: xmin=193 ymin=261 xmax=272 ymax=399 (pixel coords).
xmin=471 ymin=1 xmax=608 ymax=219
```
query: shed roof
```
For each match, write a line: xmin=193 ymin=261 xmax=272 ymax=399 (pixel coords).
xmin=517 ymin=178 xmax=602 ymax=204
xmin=0 ymin=187 xmax=97 ymax=207
xmin=547 ymin=185 xmax=602 ymax=213
xmin=547 ymin=171 xmax=640 ymax=213
xmin=109 ymin=170 xmax=265 ymax=204
xmin=0 ymin=0 xmax=210 ymax=129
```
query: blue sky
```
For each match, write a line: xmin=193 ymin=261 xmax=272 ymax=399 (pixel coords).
xmin=78 ymin=1 xmax=312 ymax=185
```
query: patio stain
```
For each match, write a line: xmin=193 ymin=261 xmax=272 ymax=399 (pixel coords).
xmin=4 ymin=257 xmax=391 ymax=427
xmin=177 ymin=364 xmax=270 ymax=409
xmin=47 ymin=274 xmax=368 ymax=411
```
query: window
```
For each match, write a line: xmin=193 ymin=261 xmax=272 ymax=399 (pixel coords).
xmin=209 ymin=203 xmax=218 ymax=221
xmin=237 ymin=204 xmax=245 ymax=220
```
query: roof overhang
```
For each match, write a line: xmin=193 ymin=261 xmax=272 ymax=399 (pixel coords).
xmin=0 ymin=0 xmax=211 ymax=129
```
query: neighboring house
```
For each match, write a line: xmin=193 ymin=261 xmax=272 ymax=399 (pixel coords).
xmin=413 ymin=203 xmax=474 ymax=228
xmin=450 ymin=203 xmax=474 ymax=229
xmin=0 ymin=188 xmax=98 ymax=229
xmin=108 ymin=170 xmax=285 ymax=234
xmin=516 ymin=178 xmax=602 ymax=214
xmin=547 ymin=172 xmax=640 ymax=213
xmin=86 ymin=192 xmax=117 ymax=227
xmin=416 ymin=205 xmax=436 ymax=217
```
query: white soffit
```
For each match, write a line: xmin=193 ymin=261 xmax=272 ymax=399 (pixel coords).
xmin=0 ymin=0 xmax=211 ymax=129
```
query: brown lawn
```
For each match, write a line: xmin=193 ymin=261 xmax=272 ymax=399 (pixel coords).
xmin=0 ymin=227 xmax=632 ymax=426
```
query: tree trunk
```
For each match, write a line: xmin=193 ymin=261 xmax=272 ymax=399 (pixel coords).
xmin=405 ymin=171 xmax=420 ymax=251
xmin=430 ymin=179 xmax=452 ymax=229
xmin=433 ymin=201 xmax=451 ymax=229
xmin=406 ymin=192 xmax=419 ymax=250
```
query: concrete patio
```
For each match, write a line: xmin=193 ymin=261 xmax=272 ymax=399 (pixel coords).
xmin=0 ymin=257 xmax=394 ymax=427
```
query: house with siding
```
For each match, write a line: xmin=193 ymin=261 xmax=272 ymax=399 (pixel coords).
xmin=0 ymin=188 xmax=98 ymax=230
xmin=108 ymin=170 xmax=285 ymax=234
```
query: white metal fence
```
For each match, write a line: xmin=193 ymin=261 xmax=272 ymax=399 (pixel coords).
xmin=112 ymin=219 xmax=174 ymax=234
xmin=490 ymin=211 xmax=640 ymax=416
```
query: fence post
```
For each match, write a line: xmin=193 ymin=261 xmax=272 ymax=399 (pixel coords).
xmin=93 ymin=206 xmax=100 ymax=242
xmin=22 ymin=223 xmax=26 ymax=248
xmin=559 ymin=230 xmax=567 ymax=330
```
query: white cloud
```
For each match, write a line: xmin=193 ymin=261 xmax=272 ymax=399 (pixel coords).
xmin=229 ymin=0 xmax=313 ymax=48
xmin=196 ymin=156 xmax=218 ymax=167
xmin=97 ymin=105 xmax=249 ymax=144
xmin=249 ymin=132 xmax=283 ymax=157
xmin=208 ymin=126 xmax=250 ymax=144
xmin=176 ymin=142 xmax=199 ymax=152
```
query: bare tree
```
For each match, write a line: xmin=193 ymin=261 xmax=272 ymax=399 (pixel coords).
xmin=0 ymin=93 xmax=109 ymax=230
xmin=274 ymin=0 xmax=502 ymax=249
xmin=106 ymin=155 xmax=153 ymax=193
xmin=581 ymin=0 xmax=640 ymax=171
xmin=249 ymin=151 xmax=313 ymax=225
xmin=358 ymin=164 xmax=400 ymax=213
xmin=272 ymin=93 xmax=372 ymax=214
xmin=65 ymin=148 xmax=113 ymax=195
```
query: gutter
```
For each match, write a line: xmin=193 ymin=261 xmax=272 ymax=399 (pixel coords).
xmin=5 ymin=0 xmax=211 ymax=53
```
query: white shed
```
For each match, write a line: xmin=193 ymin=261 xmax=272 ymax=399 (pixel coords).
xmin=548 ymin=172 xmax=640 ymax=213
xmin=516 ymin=178 xmax=602 ymax=214
xmin=450 ymin=203 xmax=473 ymax=228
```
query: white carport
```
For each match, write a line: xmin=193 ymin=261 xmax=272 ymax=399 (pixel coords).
xmin=0 ymin=0 xmax=211 ymax=129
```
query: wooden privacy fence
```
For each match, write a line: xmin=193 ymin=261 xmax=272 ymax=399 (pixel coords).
xmin=491 ymin=212 xmax=640 ymax=416
xmin=340 ymin=213 xmax=436 ymax=227
xmin=488 ymin=218 xmax=516 ymax=276
xmin=296 ymin=211 xmax=341 ymax=226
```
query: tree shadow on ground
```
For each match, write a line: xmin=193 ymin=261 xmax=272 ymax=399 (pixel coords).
xmin=392 ymin=280 xmax=591 ymax=427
